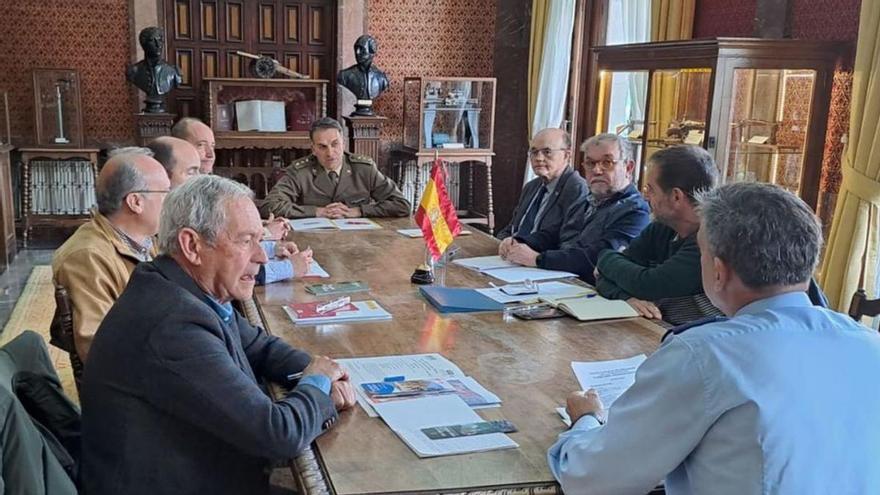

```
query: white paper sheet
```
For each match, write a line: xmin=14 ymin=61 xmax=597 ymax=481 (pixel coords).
xmin=290 ymin=217 xmax=336 ymax=231
xmin=305 ymin=260 xmax=329 ymax=278
xmin=476 ymin=281 xmax=593 ymax=304
xmin=333 ymin=218 xmax=382 ymax=230
xmin=372 ymin=395 xmax=518 ymax=457
xmin=452 ymin=255 xmax=517 ymax=272
xmin=397 ymin=228 xmax=471 ymax=238
xmin=485 ymin=267 xmax=577 ymax=283
xmin=571 ymin=354 xmax=647 ymax=406
xmin=555 ymin=355 xmax=647 ymax=426
xmin=337 ymin=354 xmax=466 ymax=417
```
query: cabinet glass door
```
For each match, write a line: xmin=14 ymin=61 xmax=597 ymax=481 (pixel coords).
xmin=645 ymin=68 xmax=712 ymax=168
xmin=723 ymin=69 xmax=816 ymax=194
xmin=596 ymin=70 xmax=648 ymax=181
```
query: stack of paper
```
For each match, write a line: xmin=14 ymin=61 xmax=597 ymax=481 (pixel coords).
xmin=452 ymin=255 xmax=577 ymax=283
xmin=373 ymin=395 xmax=517 ymax=458
xmin=336 ymin=354 xmax=500 ymax=417
xmin=283 ymin=300 xmax=391 ymax=325
xmin=290 ymin=218 xmax=382 ymax=231
xmin=476 ymin=281 xmax=594 ymax=304
xmin=304 ymin=260 xmax=330 ymax=278
xmin=557 ymin=354 xmax=647 ymax=426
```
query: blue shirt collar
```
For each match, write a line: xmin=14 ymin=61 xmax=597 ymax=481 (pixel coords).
xmin=735 ymin=291 xmax=812 ymax=317
xmin=204 ymin=295 xmax=234 ymax=323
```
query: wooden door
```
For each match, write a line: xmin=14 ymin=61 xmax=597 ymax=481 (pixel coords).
xmin=164 ymin=0 xmax=337 ymax=120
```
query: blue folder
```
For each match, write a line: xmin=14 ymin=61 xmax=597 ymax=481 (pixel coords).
xmin=419 ymin=286 xmax=505 ymax=313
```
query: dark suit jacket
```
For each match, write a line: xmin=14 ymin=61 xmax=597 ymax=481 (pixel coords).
xmin=537 ymin=184 xmax=650 ymax=284
xmin=81 ymin=256 xmax=337 ymax=495
xmin=496 ymin=167 xmax=588 ymax=250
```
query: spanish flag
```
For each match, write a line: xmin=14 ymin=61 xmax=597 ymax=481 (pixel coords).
xmin=415 ymin=158 xmax=462 ymax=260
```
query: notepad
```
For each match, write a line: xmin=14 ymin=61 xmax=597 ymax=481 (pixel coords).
xmin=542 ymin=295 xmax=638 ymax=321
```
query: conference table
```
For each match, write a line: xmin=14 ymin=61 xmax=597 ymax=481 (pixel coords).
xmin=245 ymin=218 xmax=665 ymax=495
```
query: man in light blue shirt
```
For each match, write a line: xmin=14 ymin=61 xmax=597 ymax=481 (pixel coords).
xmin=548 ymin=182 xmax=880 ymax=494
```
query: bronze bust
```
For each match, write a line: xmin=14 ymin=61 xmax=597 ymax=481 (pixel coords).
xmin=126 ymin=27 xmax=182 ymax=113
xmin=337 ymin=35 xmax=389 ymax=116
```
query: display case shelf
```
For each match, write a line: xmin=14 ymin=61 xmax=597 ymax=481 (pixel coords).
xmin=585 ymin=38 xmax=843 ymax=208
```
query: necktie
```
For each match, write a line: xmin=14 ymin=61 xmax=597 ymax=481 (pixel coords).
xmin=517 ymin=185 xmax=547 ymax=235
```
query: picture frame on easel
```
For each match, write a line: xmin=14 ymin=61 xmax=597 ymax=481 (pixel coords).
xmin=32 ymin=68 xmax=84 ymax=148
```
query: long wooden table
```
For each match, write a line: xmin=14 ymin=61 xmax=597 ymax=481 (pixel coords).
xmin=250 ymin=218 xmax=665 ymax=495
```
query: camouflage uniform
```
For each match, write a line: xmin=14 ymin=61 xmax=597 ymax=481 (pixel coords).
xmin=260 ymin=152 xmax=411 ymax=219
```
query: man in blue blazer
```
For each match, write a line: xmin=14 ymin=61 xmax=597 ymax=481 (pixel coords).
xmin=505 ymin=134 xmax=650 ymax=283
xmin=497 ymin=128 xmax=589 ymax=254
xmin=81 ymin=175 xmax=356 ymax=495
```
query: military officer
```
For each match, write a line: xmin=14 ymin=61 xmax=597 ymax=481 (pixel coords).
xmin=260 ymin=117 xmax=410 ymax=219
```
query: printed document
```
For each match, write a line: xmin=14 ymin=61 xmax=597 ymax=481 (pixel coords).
xmin=372 ymin=395 xmax=517 ymax=457
xmin=557 ymin=354 xmax=647 ymax=426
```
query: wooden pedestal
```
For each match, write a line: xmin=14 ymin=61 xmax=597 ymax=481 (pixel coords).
xmin=343 ymin=115 xmax=386 ymax=165
xmin=135 ymin=112 xmax=176 ymax=146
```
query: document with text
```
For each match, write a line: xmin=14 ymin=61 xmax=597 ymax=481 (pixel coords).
xmin=557 ymin=354 xmax=647 ymax=426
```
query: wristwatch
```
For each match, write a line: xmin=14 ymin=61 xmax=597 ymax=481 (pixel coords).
xmin=535 ymin=253 xmax=544 ymax=267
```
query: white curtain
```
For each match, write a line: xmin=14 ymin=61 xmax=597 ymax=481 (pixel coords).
xmin=621 ymin=0 xmax=650 ymax=123
xmin=525 ymin=0 xmax=577 ymax=183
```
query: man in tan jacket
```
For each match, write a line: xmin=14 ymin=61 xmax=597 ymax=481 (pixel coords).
xmin=52 ymin=148 xmax=170 ymax=363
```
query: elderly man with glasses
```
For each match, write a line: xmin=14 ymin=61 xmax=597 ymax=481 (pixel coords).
xmin=497 ymin=128 xmax=589 ymax=257
xmin=52 ymin=147 xmax=171 ymax=363
xmin=505 ymin=134 xmax=650 ymax=284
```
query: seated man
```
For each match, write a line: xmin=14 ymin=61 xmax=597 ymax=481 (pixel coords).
xmin=81 ymin=175 xmax=356 ymax=495
xmin=505 ymin=134 xmax=649 ymax=283
xmin=260 ymin=117 xmax=410 ymax=219
xmin=149 ymin=135 xmax=311 ymax=284
xmin=52 ymin=148 xmax=169 ymax=363
xmin=497 ymin=128 xmax=588 ymax=254
xmin=171 ymin=116 xmax=216 ymax=174
xmin=595 ymin=145 xmax=720 ymax=324
xmin=549 ymin=182 xmax=880 ymax=494
xmin=146 ymin=135 xmax=200 ymax=188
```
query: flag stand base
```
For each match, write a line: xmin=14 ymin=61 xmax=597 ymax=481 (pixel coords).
xmin=410 ymin=264 xmax=435 ymax=285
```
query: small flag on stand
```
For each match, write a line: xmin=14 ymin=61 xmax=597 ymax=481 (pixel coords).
xmin=414 ymin=157 xmax=462 ymax=260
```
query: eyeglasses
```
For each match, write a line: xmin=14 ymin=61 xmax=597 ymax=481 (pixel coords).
xmin=527 ymin=148 xmax=567 ymax=159
xmin=582 ymin=158 xmax=621 ymax=171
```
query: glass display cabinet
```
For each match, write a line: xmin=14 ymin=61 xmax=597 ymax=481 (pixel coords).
xmin=395 ymin=77 xmax=497 ymax=232
xmin=585 ymin=38 xmax=843 ymax=208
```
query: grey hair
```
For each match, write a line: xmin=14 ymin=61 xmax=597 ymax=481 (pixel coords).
xmin=96 ymin=152 xmax=151 ymax=216
xmin=580 ymin=133 xmax=633 ymax=163
xmin=158 ymin=175 xmax=254 ymax=256
xmin=108 ymin=146 xmax=153 ymax=158
xmin=696 ymin=182 xmax=822 ymax=289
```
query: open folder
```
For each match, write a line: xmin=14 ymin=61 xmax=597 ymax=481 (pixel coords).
xmin=419 ymin=286 xmax=505 ymax=313
xmin=540 ymin=294 xmax=638 ymax=321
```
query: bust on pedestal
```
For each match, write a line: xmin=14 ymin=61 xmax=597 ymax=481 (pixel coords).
xmin=127 ymin=26 xmax=180 ymax=143
xmin=337 ymin=35 xmax=389 ymax=117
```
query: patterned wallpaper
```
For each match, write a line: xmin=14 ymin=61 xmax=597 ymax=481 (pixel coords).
xmin=366 ymin=0 xmax=497 ymax=148
xmin=0 ymin=0 xmax=135 ymax=147
xmin=693 ymin=0 xmax=756 ymax=38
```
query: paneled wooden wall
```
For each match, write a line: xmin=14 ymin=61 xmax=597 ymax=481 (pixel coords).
xmin=164 ymin=0 xmax=337 ymax=119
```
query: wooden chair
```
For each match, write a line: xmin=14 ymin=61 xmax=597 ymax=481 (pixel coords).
xmin=848 ymin=288 xmax=880 ymax=322
xmin=49 ymin=285 xmax=84 ymax=393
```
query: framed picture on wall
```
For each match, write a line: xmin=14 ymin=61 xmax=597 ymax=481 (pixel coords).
xmin=32 ymin=68 xmax=84 ymax=147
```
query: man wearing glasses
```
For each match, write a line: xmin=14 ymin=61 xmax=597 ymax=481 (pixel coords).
xmin=505 ymin=134 xmax=650 ymax=284
xmin=497 ymin=128 xmax=589 ymax=256
xmin=52 ymin=148 xmax=170 ymax=363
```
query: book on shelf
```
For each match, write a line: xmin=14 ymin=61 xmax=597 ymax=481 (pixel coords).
xmin=234 ymin=100 xmax=286 ymax=132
